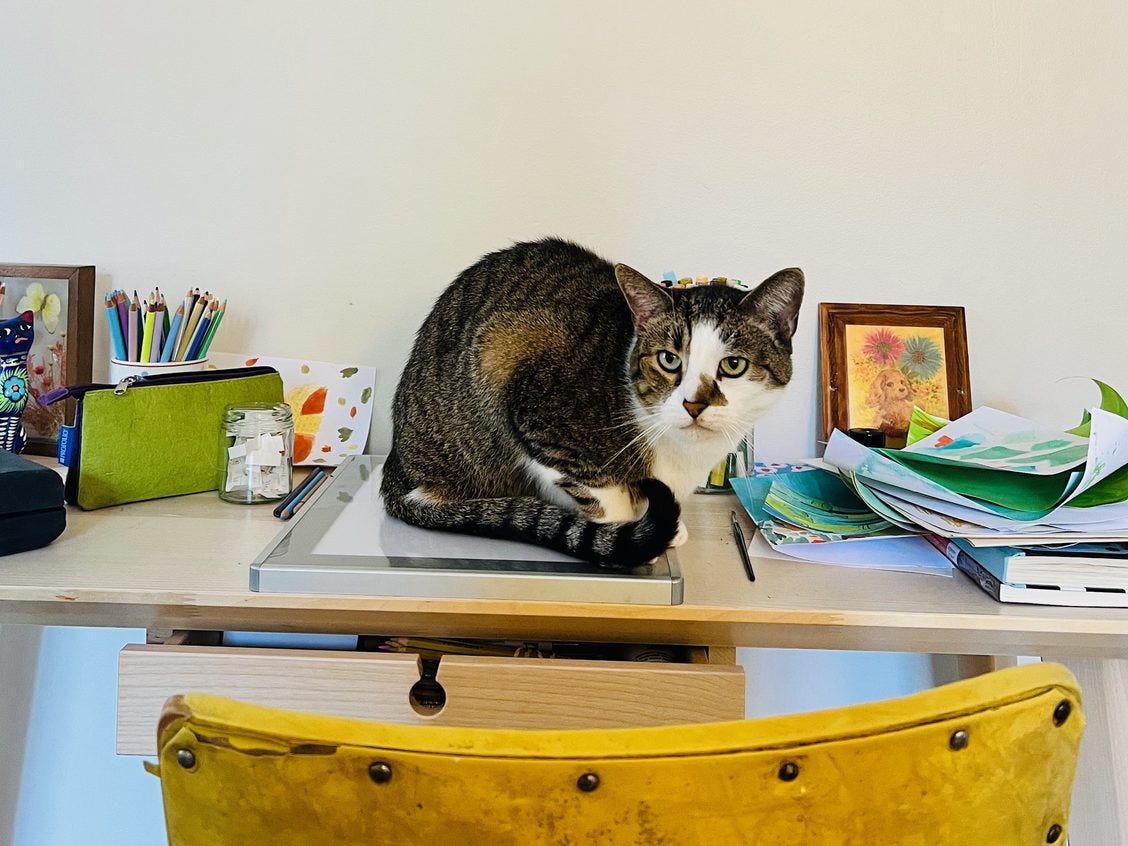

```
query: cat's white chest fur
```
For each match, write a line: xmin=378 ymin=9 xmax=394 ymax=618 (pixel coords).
xmin=649 ymin=434 xmax=733 ymax=501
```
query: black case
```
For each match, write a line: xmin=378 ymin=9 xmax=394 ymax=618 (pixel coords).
xmin=0 ymin=450 xmax=66 ymax=556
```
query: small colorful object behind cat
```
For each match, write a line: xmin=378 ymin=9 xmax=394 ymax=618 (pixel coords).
xmin=0 ymin=310 xmax=35 ymax=454
xmin=383 ymin=238 xmax=804 ymax=569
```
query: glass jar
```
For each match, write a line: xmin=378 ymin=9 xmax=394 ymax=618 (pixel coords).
xmin=219 ymin=402 xmax=294 ymax=504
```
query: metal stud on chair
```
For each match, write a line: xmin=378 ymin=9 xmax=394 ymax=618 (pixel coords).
xmin=576 ymin=772 xmax=600 ymax=792
xmin=778 ymin=761 xmax=800 ymax=782
xmin=368 ymin=762 xmax=393 ymax=784
xmin=1052 ymin=700 xmax=1071 ymax=726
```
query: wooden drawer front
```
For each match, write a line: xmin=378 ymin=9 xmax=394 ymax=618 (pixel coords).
xmin=117 ymin=644 xmax=745 ymax=755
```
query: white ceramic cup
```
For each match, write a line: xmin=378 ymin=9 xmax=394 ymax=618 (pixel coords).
xmin=108 ymin=357 xmax=209 ymax=383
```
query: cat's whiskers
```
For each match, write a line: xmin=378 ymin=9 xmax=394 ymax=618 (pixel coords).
xmin=597 ymin=414 xmax=668 ymax=476
xmin=599 ymin=415 xmax=647 ymax=433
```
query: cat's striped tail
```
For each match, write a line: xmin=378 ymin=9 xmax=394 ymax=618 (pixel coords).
xmin=380 ymin=460 xmax=681 ymax=570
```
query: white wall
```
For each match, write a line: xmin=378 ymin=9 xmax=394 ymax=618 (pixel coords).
xmin=3 ymin=2 xmax=1127 ymax=842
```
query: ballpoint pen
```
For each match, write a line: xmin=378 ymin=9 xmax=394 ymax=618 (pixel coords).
xmin=731 ymin=510 xmax=756 ymax=582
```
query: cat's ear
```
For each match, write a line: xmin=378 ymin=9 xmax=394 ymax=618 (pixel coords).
xmin=615 ymin=264 xmax=673 ymax=329
xmin=739 ymin=268 xmax=804 ymax=353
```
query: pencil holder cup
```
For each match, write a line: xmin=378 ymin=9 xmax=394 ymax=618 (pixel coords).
xmin=219 ymin=402 xmax=294 ymax=504
xmin=696 ymin=433 xmax=754 ymax=494
xmin=109 ymin=357 xmax=208 ymax=384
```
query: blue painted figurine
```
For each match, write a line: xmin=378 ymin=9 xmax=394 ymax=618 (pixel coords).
xmin=0 ymin=310 xmax=34 ymax=453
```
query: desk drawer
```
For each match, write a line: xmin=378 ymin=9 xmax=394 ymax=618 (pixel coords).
xmin=117 ymin=642 xmax=745 ymax=755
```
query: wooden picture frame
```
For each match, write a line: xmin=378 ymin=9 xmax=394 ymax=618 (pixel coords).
xmin=819 ymin=303 xmax=971 ymax=448
xmin=0 ymin=264 xmax=95 ymax=456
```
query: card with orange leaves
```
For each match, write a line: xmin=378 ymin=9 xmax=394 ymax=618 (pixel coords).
xmin=208 ymin=352 xmax=376 ymax=465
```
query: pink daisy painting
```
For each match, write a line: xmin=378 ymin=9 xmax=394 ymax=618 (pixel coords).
xmin=860 ymin=328 xmax=904 ymax=366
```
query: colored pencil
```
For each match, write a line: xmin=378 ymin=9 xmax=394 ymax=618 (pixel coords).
xmin=273 ymin=468 xmax=327 ymax=519
xmin=177 ymin=294 xmax=208 ymax=361
xmin=170 ymin=290 xmax=191 ymax=360
xmin=172 ymin=291 xmax=193 ymax=358
xmin=198 ymin=299 xmax=227 ymax=357
xmin=184 ymin=287 xmax=199 ymax=336
xmin=140 ymin=303 xmax=156 ymax=363
xmin=115 ymin=291 xmax=129 ymax=340
xmin=280 ymin=471 xmax=330 ymax=520
xmin=149 ymin=303 xmax=165 ymax=362
xmin=158 ymin=289 xmax=170 ymax=336
xmin=126 ymin=299 xmax=139 ymax=362
xmin=159 ymin=305 xmax=185 ymax=362
xmin=272 ymin=469 xmax=322 ymax=517
xmin=104 ymin=296 xmax=126 ymax=360
xmin=185 ymin=302 xmax=213 ymax=361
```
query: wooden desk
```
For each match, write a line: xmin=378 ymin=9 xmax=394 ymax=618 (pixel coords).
xmin=1 ymin=482 xmax=1126 ymax=842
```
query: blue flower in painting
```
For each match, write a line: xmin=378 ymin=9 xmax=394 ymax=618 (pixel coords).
xmin=2 ymin=373 xmax=28 ymax=405
xmin=899 ymin=336 xmax=942 ymax=380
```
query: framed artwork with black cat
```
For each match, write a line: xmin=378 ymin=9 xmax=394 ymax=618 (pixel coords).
xmin=819 ymin=302 xmax=971 ymax=449
xmin=0 ymin=264 xmax=95 ymax=456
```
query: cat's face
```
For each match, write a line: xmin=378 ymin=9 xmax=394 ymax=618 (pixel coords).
xmin=0 ymin=311 xmax=34 ymax=356
xmin=617 ymin=267 xmax=804 ymax=448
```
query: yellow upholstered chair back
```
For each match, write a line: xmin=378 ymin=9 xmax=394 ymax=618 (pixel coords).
xmin=153 ymin=662 xmax=1082 ymax=845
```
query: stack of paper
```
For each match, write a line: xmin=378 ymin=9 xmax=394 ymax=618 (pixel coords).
xmin=822 ymin=406 xmax=1128 ymax=544
xmin=812 ymin=380 xmax=1128 ymax=605
xmin=730 ymin=467 xmax=954 ymax=577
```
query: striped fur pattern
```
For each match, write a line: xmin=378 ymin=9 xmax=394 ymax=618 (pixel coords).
xmin=382 ymin=239 xmax=804 ymax=569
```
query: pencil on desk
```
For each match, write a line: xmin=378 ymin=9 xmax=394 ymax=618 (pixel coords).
xmin=278 ymin=469 xmax=329 ymax=521
xmin=273 ymin=468 xmax=327 ymax=519
xmin=731 ymin=510 xmax=756 ymax=582
xmin=284 ymin=473 xmax=329 ymax=520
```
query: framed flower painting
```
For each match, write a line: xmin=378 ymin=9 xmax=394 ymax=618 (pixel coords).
xmin=0 ymin=264 xmax=95 ymax=455
xmin=818 ymin=303 xmax=971 ymax=448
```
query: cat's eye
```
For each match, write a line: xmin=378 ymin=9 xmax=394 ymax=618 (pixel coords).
xmin=656 ymin=350 xmax=682 ymax=373
xmin=718 ymin=356 xmax=749 ymax=378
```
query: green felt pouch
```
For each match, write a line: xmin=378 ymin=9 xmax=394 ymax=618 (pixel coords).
xmin=42 ymin=366 xmax=283 ymax=510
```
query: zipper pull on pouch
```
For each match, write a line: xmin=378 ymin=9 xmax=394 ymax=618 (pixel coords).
xmin=113 ymin=376 xmax=141 ymax=395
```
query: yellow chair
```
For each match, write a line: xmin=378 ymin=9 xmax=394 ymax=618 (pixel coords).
xmin=152 ymin=662 xmax=1082 ymax=845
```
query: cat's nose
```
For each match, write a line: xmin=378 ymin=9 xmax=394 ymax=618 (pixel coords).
xmin=682 ymin=399 xmax=708 ymax=419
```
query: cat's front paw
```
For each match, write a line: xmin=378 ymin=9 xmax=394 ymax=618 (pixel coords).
xmin=668 ymin=521 xmax=689 ymax=548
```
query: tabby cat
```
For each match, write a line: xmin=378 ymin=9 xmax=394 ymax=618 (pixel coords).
xmin=0 ymin=310 xmax=34 ymax=454
xmin=382 ymin=239 xmax=803 ymax=568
